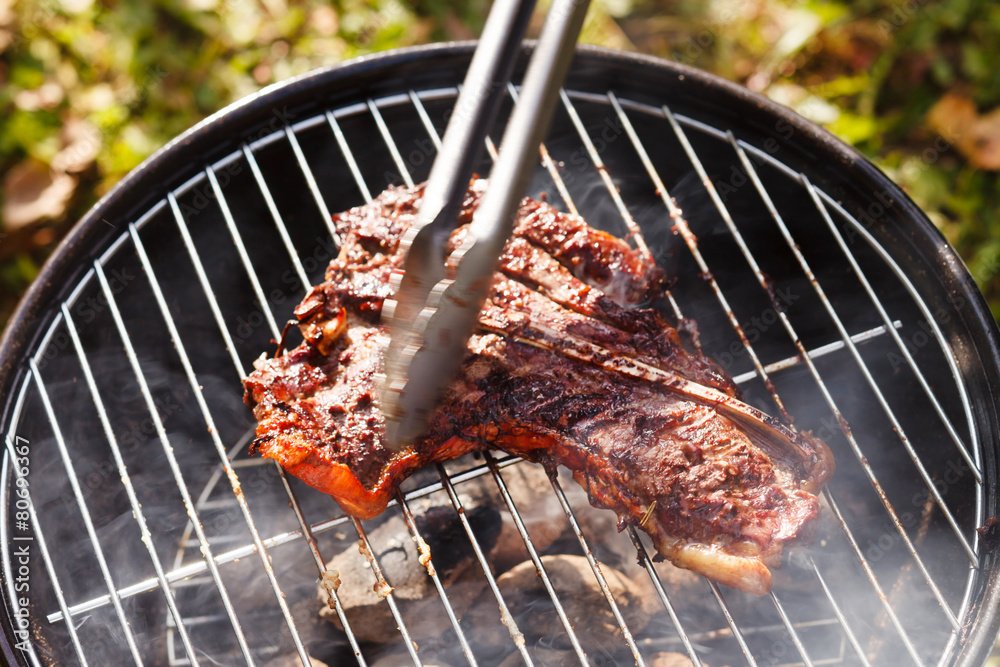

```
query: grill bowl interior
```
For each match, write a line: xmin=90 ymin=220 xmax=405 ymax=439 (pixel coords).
xmin=1 ymin=43 xmax=999 ymax=667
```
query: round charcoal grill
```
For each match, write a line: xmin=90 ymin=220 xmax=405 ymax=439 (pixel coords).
xmin=1 ymin=44 xmax=1000 ymax=667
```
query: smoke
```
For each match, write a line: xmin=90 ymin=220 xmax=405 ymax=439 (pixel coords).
xmin=5 ymin=82 xmax=982 ymax=667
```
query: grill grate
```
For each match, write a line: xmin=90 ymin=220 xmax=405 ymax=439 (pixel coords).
xmin=2 ymin=76 xmax=985 ymax=667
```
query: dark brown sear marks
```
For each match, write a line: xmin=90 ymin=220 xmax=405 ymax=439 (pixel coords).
xmin=243 ymin=181 xmax=833 ymax=595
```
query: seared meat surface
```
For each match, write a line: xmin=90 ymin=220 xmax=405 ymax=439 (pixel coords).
xmin=243 ymin=181 xmax=834 ymax=595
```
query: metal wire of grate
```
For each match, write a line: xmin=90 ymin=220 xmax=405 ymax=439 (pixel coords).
xmin=3 ymin=81 xmax=984 ymax=667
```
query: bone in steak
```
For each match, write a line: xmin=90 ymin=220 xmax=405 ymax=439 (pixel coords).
xmin=243 ymin=180 xmax=834 ymax=595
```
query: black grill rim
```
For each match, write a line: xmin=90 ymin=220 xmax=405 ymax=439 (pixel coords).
xmin=0 ymin=41 xmax=998 ymax=666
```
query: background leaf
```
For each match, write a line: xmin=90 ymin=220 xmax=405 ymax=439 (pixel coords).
xmin=1 ymin=0 xmax=999 ymax=329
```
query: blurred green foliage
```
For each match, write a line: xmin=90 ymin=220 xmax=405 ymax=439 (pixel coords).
xmin=1 ymin=0 xmax=1000 ymax=327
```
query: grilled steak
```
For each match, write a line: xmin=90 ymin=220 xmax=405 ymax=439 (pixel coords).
xmin=243 ymin=181 xmax=834 ymax=595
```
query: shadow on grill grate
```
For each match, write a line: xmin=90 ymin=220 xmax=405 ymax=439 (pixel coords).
xmin=2 ymin=47 xmax=994 ymax=667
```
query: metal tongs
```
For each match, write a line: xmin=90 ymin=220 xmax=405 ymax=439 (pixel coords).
xmin=381 ymin=0 xmax=591 ymax=452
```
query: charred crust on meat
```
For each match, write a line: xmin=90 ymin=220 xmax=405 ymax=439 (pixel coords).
xmin=243 ymin=181 xmax=834 ymax=596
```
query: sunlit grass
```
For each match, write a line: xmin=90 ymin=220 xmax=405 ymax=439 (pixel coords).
xmin=1 ymin=0 xmax=998 ymax=325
